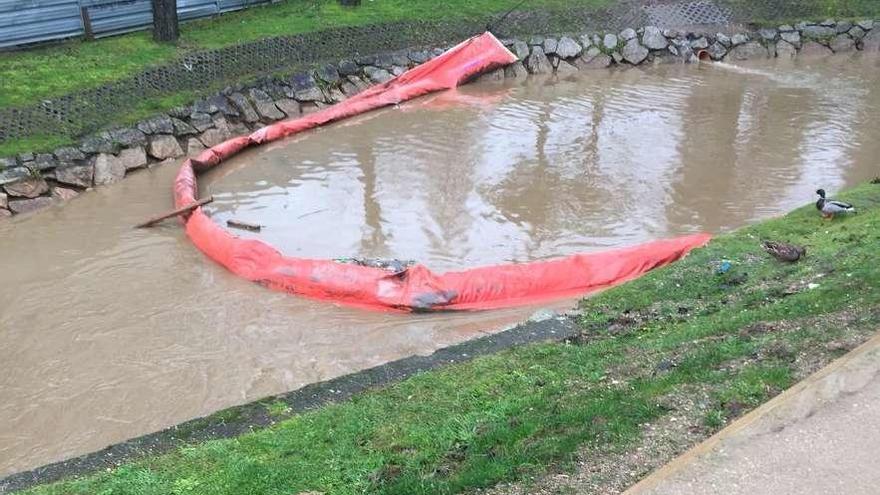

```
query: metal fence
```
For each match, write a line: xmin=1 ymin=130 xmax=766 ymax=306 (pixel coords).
xmin=0 ymin=0 xmax=271 ymax=48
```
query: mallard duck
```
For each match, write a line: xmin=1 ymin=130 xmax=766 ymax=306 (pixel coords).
xmin=762 ymin=241 xmax=806 ymax=262
xmin=816 ymin=189 xmax=855 ymax=219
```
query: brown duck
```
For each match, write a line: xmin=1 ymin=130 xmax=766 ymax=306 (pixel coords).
xmin=762 ymin=241 xmax=806 ymax=262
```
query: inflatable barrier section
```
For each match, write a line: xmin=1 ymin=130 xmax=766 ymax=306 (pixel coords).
xmin=174 ymin=32 xmax=711 ymax=312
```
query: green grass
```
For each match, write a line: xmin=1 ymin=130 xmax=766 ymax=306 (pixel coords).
xmin=21 ymin=182 xmax=880 ymax=494
xmin=0 ymin=134 xmax=76 ymax=159
xmin=728 ymin=0 xmax=880 ymax=25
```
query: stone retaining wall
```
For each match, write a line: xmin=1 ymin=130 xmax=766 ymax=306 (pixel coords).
xmin=0 ymin=18 xmax=877 ymax=219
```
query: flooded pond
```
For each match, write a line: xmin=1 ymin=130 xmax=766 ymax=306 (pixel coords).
xmin=2 ymin=54 xmax=879 ymax=477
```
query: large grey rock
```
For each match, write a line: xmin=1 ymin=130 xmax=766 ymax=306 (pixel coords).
xmin=781 ymin=30 xmax=801 ymax=47
xmin=189 ymin=112 xmax=214 ymax=132
xmin=730 ymin=33 xmax=749 ymax=46
xmin=856 ymin=20 xmax=874 ymax=30
xmin=170 ymin=117 xmax=197 ymax=136
xmin=186 ymin=138 xmax=206 ymax=157
xmin=776 ymin=40 xmax=798 ymax=59
xmin=830 ymin=34 xmax=856 ymax=52
xmin=93 ymin=153 xmax=126 ymax=186
xmin=4 ymin=177 xmax=48 ymax=198
xmin=778 ymin=24 xmax=795 ymax=32
xmin=758 ymin=28 xmax=778 ymax=41
xmin=195 ymin=95 xmax=237 ymax=117
xmin=32 ymin=153 xmax=57 ymax=171
xmin=147 ymin=135 xmax=184 ymax=160
xmin=248 ymin=88 xmax=285 ymax=120
xmin=0 ymin=156 xmax=17 ymax=169
xmin=52 ymin=186 xmax=79 ymax=201
xmin=53 ymin=146 xmax=85 ymax=163
xmin=728 ymin=41 xmax=770 ymax=60
xmin=198 ymin=128 xmax=229 ymax=148
xmin=390 ymin=52 xmax=409 ymax=68
xmin=862 ymin=28 xmax=880 ymax=51
xmin=603 ymin=33 xmax=619 ymax=50
xmin=849 ymin=26 xmax=866 ymax=40
xmin=476 ymin=67 xmax=505 ymax=83
xmin=542 ymin=37 xmax=558 ymax=55
xmin=167 ymin=105 xmax=192 ymax=119
xmin=373 ymin=53 xmax=394 ymax=69
xmin=524 ymin=46 xmax=552 ymax=74
xmin=275 ymin=98 xmax=301 ymax=117
xmin=289 ymin=73 xmax=318 ymax=92
xmin=707 ymin=41 xmax=728 ymax=60
xmin=0 ymin=192 xmax=6 ymax=208
xmin=622 ymin=38 xmax=649 ymax=64
xmin=117 ymin=146 xmax=148 ymax=170
xmin=347 ymin=76 xmax=370 ymax=93
xmin=555 ymin=36 xmax=582 ymax=58
xmin=18 ymin=152 xmax=33 ymax=162
xmin=109 ymin=127 xmax=148 ymax=148
xmin=642 ymin=26 xmax=668 ymax=50
xmin=8 ymin=196 xmax=53 ymax=214
xmin=340 ymin=81 xmax=361 ymax=97
xmin=555 ymin=60 xmax=579 ymax=75
xmin=800 ymin=41 xmax=834 ymax=57
xmin=511 ymin=40 xmax=530 ymax=60
xmin=716 ymin=32 xmax=732 ymax=47
xmin=836 ymin=20 xmax=853 ymax=33
xmin=578 ymin=34 xmax=593 ymax=48
xmin=408 ymin=50 xmax=430 ymax=64
xmin=54 ymin=164 xmax=93 ymax=188
xmin=294 ymin=86 xmax=325 ymax=102
xmin=337 ymin=59 xmax=360 ymax=76
xmin=503 ymin=61 xmax=528 ymax=78
xmin=316 ymin=64 xmax=340 ymax=85
xmin=802 ymin=25 xmax=836 ymax=39
xmin=137 ymin=115 xmax=174 ymax=135
xmin=363 ymin=66 xmax=393 ymax=84
xmin=211 ymin=114 xmax=231 ymax=135
xmin=576 ymin=50 xmax=613 ymax=69
xmin=228 ymin=93 xmax=259 ymax=123
xmin=619 ymin=28 xmax=637 ymax=41
xmin=80 ymin=133 xmax=118 ymax=154
xmin=690 ymin=36 xmax=709 ymax=49
xmin=528 ymin=35 xmax=545 ymax=46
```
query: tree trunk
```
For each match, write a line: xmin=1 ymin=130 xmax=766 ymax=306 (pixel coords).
xmin=151 ymin=0 xmax=179 ymax=42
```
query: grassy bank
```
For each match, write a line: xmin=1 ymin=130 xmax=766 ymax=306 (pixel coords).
xmin=0 ymin=0 xmax=611 ymax=157
xmin=19 ymin=182 xmax=880 ymax=495
xmin=0 ymin=0 xmax=606 ymax=110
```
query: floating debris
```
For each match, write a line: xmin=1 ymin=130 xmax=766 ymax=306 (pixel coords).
xmin=334 ymin=257 xmax=416 ymax=274
xmin=227 ymin=219 xmax=262 ymax=232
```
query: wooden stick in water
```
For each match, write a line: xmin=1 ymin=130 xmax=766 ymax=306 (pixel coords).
xmin=227 ymin=219 xmax=262 ymax=232
xmin=134 ymin=196 xmax=213 ymax=228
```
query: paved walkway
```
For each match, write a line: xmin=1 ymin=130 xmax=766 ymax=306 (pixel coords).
xmin=625 ymin=331 xmax=880 ymax=495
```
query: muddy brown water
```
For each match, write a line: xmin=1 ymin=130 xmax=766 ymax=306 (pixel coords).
xmin=2 ymin=54 xmax=879 ymax=477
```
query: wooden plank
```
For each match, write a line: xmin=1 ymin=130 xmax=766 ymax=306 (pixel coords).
xmin=133 ymin=196 xmax=213 ymax=228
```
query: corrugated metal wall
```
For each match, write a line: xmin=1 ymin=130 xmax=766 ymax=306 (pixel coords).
xmin=0 ymin=0 xmax=271 ymax=48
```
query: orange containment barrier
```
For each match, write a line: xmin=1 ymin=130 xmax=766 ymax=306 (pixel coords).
xmin=174 ymin=32 xmax=712 ymax=312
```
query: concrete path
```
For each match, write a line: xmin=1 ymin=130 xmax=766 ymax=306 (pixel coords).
xmin=626 ymin=331 xmax=880 ymax=495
